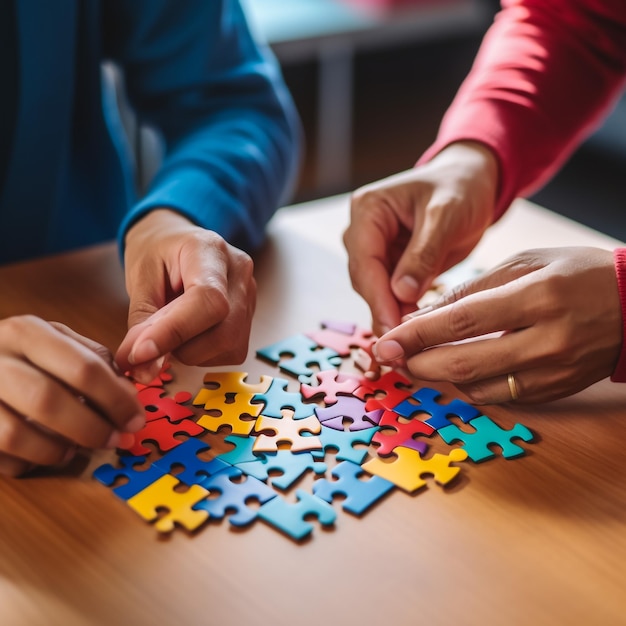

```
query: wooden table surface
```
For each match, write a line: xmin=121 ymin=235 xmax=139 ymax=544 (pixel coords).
xmin=1 ymin=194 xmax=625 ymax=626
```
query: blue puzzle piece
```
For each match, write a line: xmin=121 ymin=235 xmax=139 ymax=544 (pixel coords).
xmin=312 ymin=460 xmax=394 ymax=515
xmin=216 ymin=434 xmax=259 ymax=465
xmin=310 ymin=425 xmax=379 ymax=465
xmin=93 ymin=455 xmax=165 ymax=500
xmin=257 ymin=489 xmax=336 ymax=540
xmin=195 ymin=465 xmax=277 ymax=526
xmin=256 ymin=334 xmax=342 ymax=380
xmin=237 ymin=450 xmax=327 ymax=490
xmin=438 ymin=415 xmax=534 ymax=462
xmin=394 ymin=387 xmax=480 ymax=430
xmin=252 ymin=377 xmax=315 ymax=419
xmin=153 ymin=438 xmax=230 ymax=485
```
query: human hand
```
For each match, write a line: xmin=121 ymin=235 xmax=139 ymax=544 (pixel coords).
xmin=372 ymin=247 xmax=623 ymax=404
xmin=115 ymin=209 xmax=256 ymax=383
xmin=0 ymin=317 xmax=144 ymax=477
xmin=343 ymin=141 xmax=498 ymax=337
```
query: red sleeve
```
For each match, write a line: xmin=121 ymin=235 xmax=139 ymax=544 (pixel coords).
xmin=611 ymin=248 xmax=626 ymax=383
xmin=418 ymin=0 xmax=626 ymax=220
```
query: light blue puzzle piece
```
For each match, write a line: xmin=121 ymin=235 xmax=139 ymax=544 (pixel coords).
xmin=257 ymin=489 xmax=336 ymax=540
xmin=312 ymin=460 xmax=394 ymax=515
xmin=237 ymin=450 xmax=327 ymax=490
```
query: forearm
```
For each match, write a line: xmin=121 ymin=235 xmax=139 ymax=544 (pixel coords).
xmin=419 ymin=0 xmax=626 ymax=219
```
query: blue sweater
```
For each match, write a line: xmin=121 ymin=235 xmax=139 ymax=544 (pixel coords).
xmin=0 ymin=0 xmax=301 ymax=264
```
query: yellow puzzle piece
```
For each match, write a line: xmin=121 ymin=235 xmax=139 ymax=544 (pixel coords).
xmin=362 ymin=447 xmax=468 ymax=493
xmin=127 ymin=474 xmax=210 ymax=533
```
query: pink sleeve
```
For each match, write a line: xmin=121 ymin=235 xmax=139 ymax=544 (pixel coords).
xmin=611 ymin=248 xmax=626 ymax=383
xmin=418 ymin=0 xmax=626 ymax=220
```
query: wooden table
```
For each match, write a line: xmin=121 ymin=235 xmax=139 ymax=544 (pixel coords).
xmin=1 ymin=194 xmax=625 ymax=626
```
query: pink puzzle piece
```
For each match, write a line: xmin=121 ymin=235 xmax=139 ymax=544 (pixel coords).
xmin=299 ymin=370 xmax=362 ymax=405
xmin=306 ymin=321 xmax=375 ymax=357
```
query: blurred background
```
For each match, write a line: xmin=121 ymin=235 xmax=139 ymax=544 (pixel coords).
xmin=242 ymin=0 xmax=626 ymax=240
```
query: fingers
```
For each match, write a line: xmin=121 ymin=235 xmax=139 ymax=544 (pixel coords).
xmin=0 ymin=402 xmax=73 ymax=468
xmin=0 ymin=316 xmax=145 ymax=477
xmin=343 ymin=192 xmax=405 ymax=335
xmin=118 ymin=224 xmax=257 ymax=374
xmin=4 ymin=319 xmax=144 ymax=434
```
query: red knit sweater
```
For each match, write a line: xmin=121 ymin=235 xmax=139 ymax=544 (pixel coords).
xmin=419 ymin=0 xmax=626 ymax=381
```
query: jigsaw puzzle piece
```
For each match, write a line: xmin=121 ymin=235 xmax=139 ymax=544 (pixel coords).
xmin=237 ymin=450 xmax=327 ymax=490
xmin=216 ymin=434 xmax=259 ymax=465
xmin=195 ymin=466 xmax=277 ymax=527
xmin=299 ymin=370 xmax=361 ymax=404
xmin=315 ymin=395 xmax=382 ymax=432
xmin=257 ymin=489 xmax=336 ymax=540
xmin=353 ymin=370 xmax=413 ymax=411
xmin=393 ymin=387 xmax=480 ymax=430
xmin=256 ymin=334 xmax=342 ymax=380
xmin=361 ymin=446 xmax=468 ymax=493
xmin=438 ymin=415 xmax=534 ymax=462
xmin=252 ymin=377 xmax=315 ymax=419
xmin=311 ymin=425 xmax=379 ymax=465
xmin=254 ymin=410 xmax=322 ymax=453
xmin=196 ymin=371 xmax=273 ymax=395
xmin=306 ymin=320 xmax=375 ymax=357
xmin=137 ymin=386 xmax=195 ymax=423
xmin=126 ymin=418 xmax=204 ymax=456
xmin=195 ymin=401 xmax=258 ymax=437
xmin=312 ymin=460 xmax=394 ymax=515
xmin=372 ymin=409 xmax=435 ymax=456
xmin=152 ymin=438 xmax=230 ymax=485
xmin=93 ymin=455 xmax=166 ymax=500
xmin=126 ymin=474 xmax=210 ymax=534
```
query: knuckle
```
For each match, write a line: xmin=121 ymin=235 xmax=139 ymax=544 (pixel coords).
xmin=446 ymin=355 xmax=478 ymax=383
xmin=0 ymin=419 xmax=22 ymax=454
xmin=461 ymin=383 xmax=491 ymax=405
xmin=448 ymin=301 xmax=480 ymax=338
xmin=25 ymin=381 xmax=61 ymax=418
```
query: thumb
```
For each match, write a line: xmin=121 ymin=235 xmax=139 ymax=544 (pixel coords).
xmin=390 ymin=208 xmax=450 ymax=304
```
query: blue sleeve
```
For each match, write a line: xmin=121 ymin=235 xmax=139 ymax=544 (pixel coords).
xmin=102 ymin=0 xmax=302 ymax=253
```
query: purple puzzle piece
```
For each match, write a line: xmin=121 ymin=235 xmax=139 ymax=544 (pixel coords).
xmin=195 ymin=465 xmax=277 ymax=527
xmin=315 ymin=396 xmax=380 ymax=431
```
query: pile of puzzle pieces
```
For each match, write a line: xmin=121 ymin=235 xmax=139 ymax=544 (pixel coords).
xmin=93 ymin=320 xmax=536 ymax=541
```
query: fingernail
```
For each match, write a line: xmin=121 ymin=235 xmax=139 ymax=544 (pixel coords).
xmin=130 ymin=358 xmax=164 ymax=385
xmin=373 ymin=339 xmax=405 ymax=362
xmin=129 ymin=339 xmax=160 ymax=365
xmin=395 ymin=275 xmax=420 ymax=302
xmin=116 ymin=432 xmax=137 ymax=450
xmin=106 ymin=430 xmax=136 ymax=450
